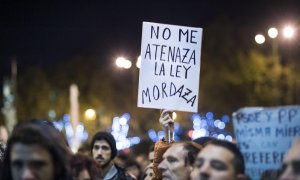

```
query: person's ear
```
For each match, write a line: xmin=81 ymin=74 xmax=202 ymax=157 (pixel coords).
xmin=236 ymin=174 xmax=247 ymax=180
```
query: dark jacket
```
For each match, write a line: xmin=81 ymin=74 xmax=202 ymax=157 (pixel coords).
xmin=104 ymin=164 xmax=133 ymax=180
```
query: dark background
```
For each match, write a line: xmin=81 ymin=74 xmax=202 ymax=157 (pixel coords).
xmin=1 ymin=0 xmax=299 ymax=74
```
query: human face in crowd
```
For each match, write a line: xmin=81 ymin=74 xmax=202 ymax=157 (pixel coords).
xmin=158 ymin=143 xmax=192 ymax=180
xmin=10 ymin=143 xmax=54 ymax=180
xmin=74 ymin=169 xmax=90 ymax=180
xmin=190 ymin=144 xmax=236 ymax=180
xmin=92 ymin=140 xmax=112 ymax=167
xmin=279 ymin=140 xmax=300 ymax=180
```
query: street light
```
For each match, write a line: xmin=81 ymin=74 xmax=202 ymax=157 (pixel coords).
xmin=255 ymin=27 xmax=281 ymax=59
xmin=254 ymin=27 xmax=278 ymax=44
xmin=115 ymin=56 xmax=140 ymax=69
xmin=116 ymin=57 xmax=132 ymax=69
xmin=254 ymin=24 xmax=299 ymax=105
xmin=84 ymin=108 xmax=96 ymax=121
xmin=268 ymin=27 xmax=278 ymax=39
xmin=283 ymin=25 xmax=295 ymax=39
xmin=255 ymin=25 xmax=296 ymax=44
xmin=255 ymin=34 xmax=265 ymax=44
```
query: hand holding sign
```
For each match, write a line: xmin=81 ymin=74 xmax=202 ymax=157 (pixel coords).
xmin=159 ymin=109 xmax=174 ymax=144
xmin=159 ymin=109 xmax=174 ymax=126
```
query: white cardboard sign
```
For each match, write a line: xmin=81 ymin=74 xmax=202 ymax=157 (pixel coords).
xmin=138 ymin=22 xmax=202 ymax=112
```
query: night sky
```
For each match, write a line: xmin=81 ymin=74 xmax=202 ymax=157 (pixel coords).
xmin=1 ymin=0 xmax=300 ymax=78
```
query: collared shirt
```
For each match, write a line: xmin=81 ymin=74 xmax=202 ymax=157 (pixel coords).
xmin=103 ymin=164 xmax=118 ymax=180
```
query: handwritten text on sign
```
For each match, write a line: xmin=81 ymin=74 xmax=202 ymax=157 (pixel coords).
xmin=138 ymin=22 xmax=202 ymax=112
xmin=233 ymin=106 xmax=300 ymax=180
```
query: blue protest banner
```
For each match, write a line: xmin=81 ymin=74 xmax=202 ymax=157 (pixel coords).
xmin=233 ymin=105 xmax=300 ymax=180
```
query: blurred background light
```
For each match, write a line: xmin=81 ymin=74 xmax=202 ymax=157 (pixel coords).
xmin=157 ymin=131 xmax=165 ymax=140
xmin=48 ymin=110 xmax=56 ymax=119
xmin=218 ymin=121 xmax=226 ymax=129
xmin=119 ymin=117 xmax=128 ymax=125
xmin=148 ymin=129 xmax=157 ymax=142
xmin=206 ymin=112 xmax=214 ymax=119
xmin=172 ymin=112 xmax=177 ymax=120
xmin=122 ymin=113 xmax=131 ymax=121
xmin=221 ymin=115 xmax=230 ymax=123
xmin=255 ymin=34 xmax=265 ymax=44
xmin=84 ymin=109 xmax=96 ymax=121
xmin=192 ymin=113 xmax=201 ymax=121
xmin=283 ymin=25 xmax=295 ymax=39
xmin=214 ymin=119 xmax=221 ymax=127
xmin=116 ymin=57 xmax=132 ymax=69
xmin=225 ymin=135 xmax=233 ymax=142
xmin=217 ymin=134 xmax=225 ymax=140
xmin=268 ymin=27 xmax=278 ymax=39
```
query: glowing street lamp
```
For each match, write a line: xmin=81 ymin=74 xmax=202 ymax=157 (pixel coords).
xmin=84 ymin=109 xmax=96 ymax=121
xmin=255 ymin=34 xmax=266 ymax=44
xmin=115 ymin=56 xmax=140 ymax=69
xmin=255 ymin=28 xmax=278 ymax=44
xmin=283 ymin=25 xmax=295 ymax=39
xmin=268 ymin=27 xmax=278 ymax=39
xmin=255 ymin=24 xmax=297 ymax=44
xmin=116 ymin=57 xmax=132 ymax=69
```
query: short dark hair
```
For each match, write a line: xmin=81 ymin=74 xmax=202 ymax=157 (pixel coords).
xmin=193 ymin=136 xmax=215 ymax=146
xmin=90 ymin=131 xmax=117 ymax=160
xmin=207 ymin=139 xmax=245 ymax=174
xmin=180 ymin=141 xmax=202 ymax=166
xmin=1 ymin=119 xmax=73 ymax=180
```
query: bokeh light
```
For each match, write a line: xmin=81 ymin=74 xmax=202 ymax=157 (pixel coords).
xmin=283 ymin=25 xmax=295 ymax=39
xmin=84 ymin=109 xmax=96 ymax=121
xmin=116 ymin=57 xmax=132 ymax=69
xmin=255 ymin=34 xmax=265 ymax=44
xmin=268 ymin=27 xmax=278 ymax=39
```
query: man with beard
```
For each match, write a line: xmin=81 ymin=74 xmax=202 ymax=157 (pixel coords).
xmin=91 ymin=131 xmax=132 ymax=180
xmin=190 ymin=139 xmax=247 ymax=180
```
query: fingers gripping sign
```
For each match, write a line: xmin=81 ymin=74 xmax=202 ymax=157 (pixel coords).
xmin=159 ymin=109 xmax=174 ymax=127
xmin=159 ymin=109 xmax=175 ymax=144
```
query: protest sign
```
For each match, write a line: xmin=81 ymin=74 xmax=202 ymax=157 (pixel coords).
xmin=233 ymin=105 xmax=300 ymax=180
xmin=138 ymin=22 xmax=202 ymax=112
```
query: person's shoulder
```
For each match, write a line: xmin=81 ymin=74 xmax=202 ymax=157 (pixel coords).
xmin=115 ymin=165 xmax=135 ymax=180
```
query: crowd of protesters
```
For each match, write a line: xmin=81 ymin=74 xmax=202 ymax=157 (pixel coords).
xmin=0 ymin=110 xmax=299 ymax=180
